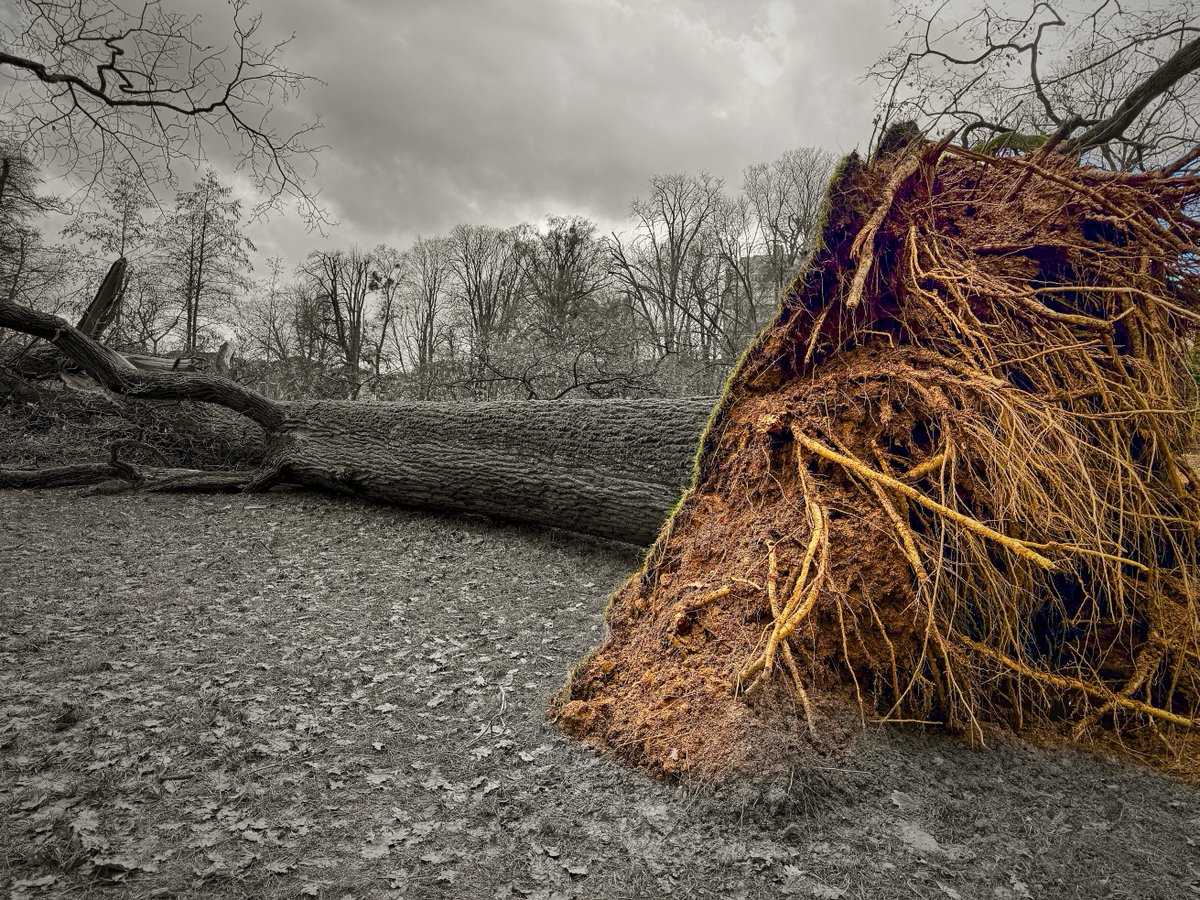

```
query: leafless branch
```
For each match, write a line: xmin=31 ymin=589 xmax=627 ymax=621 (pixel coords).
xmin=871 ymin=0 xmax=1200 ymax=168
xmin=0 ymin=0 xmax=326 ymax=223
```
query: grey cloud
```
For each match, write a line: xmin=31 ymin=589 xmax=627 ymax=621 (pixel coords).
xmin=242 ymin=0 xmax=893 ymax=265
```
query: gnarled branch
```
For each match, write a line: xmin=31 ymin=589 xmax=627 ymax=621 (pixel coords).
xmin=0 ymin=297 xmax=284 ymax=430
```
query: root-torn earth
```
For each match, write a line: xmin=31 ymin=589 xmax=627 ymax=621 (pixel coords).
xmin=558 ymin=135 xmax=1200 ymax=781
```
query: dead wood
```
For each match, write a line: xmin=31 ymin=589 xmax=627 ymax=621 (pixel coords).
xmin=8 ymin=258 xmax=126 ymax=379
xmin=0 ymin=296 xmax=285 ymax=429
xmin=0 ymin=294 xmax=709 ymax=543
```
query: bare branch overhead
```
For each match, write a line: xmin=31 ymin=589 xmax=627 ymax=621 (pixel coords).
xmin=0 ymin=0 xmax=326 ymax=223
xmin=871 ymin=0 xmax=1200 ymax=169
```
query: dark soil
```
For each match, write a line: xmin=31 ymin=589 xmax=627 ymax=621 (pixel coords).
xmin=2 ymin=490 xmax=1198 ymax=899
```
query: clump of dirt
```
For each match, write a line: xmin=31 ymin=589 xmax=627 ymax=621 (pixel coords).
xmin=559 ymin=134 xmax=1200 ymax=780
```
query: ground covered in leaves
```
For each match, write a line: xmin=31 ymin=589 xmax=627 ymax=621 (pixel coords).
xmin=2 ymin=489 xmax=1198 ymax=899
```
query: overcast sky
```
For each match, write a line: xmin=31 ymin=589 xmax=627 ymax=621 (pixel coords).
xmin=232 ymin=0 xmax=896 ymax=267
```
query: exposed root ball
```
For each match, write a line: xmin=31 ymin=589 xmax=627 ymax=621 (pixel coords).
xmin=557 ymin=138 xmax=1200 ymax=780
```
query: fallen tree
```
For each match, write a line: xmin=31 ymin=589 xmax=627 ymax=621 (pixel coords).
xmin=557 ymin=135 xmax=1200 ymax=781
xmin=0 ymin=296 xmax=711 ymax=543
xmin=5 ymin=142 xmax=1199 ymax=787
xmin=5 ymin=259 xmax=125 ymax=378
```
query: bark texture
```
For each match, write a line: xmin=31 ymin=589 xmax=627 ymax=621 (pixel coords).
xmin=1 ymin=294 xmax=711 ymax=544
xmin=270 ymin=399 xmax=712 ymax=543
xmin=0 ymin=462 xmax=250 ymax=492
xmin=10 ymin=259 xmax=126 ymax=378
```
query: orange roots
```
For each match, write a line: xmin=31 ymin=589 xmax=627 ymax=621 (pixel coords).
xmin=559 ymin=138 xmax=1200 ymax=781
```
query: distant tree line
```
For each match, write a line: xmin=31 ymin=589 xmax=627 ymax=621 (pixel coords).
xmin=2 ymin=143 xmax=836 ymax=401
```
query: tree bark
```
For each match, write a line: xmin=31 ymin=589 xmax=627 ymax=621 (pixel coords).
xmin=7 ymin=260 xmax=217 ymax=379
xmin=0 ymin=297 xmax=284 ymax=429
xmin=0 ymin=462 xmax=250 ymax=492
xmin=76 ymin=258 xmax=126 ymax=338
xmin=270 ymin=398 xmax=710 ymax=544
xmin=0 ymin=296 xmax=712 ymax=544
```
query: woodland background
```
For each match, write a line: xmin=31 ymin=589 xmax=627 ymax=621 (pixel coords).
xmin=1 ymin=143 xmax=834 ymax=403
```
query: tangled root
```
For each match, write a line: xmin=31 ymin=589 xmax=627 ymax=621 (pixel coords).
xmin=558 ymin=137 xmax=1200 ymax=781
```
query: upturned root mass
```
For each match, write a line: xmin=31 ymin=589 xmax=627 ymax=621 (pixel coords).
xmin=558 ymin=136 xmax=1200 ymax=780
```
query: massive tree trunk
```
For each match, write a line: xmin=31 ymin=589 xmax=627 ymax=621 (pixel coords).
xmin=0 ymin=295 xmax=711 ymax=544
xmin=272 ymin=399 xmax=710 ymax=544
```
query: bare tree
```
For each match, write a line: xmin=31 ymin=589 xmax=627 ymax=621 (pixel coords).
xmin=516 ymin=216 xmax=609 ymax=339
xmin=61 ymin=166 xmax=161 ymax=343
xmin=288 ymin=278 xmax=336 ymax=392
xmin=159 ymin=169 xmax=254 ymax=355
xmin=236 ymin=257 xmax=293 ymax=365
xmin=742 ymin=146 xmax=836 ymax=298
xmin=298 ymin=246 xmax=375 ymax=399
xmin=366 ymin=244 xmax=405 ymax=388
xmin=64 ymin=167 xmax=155 ymax=260
xmin=0 ymin=0 xmax=323 ymax=219
xmin=707 ymin=193 xmax=761 ymax=358
xmin=0 ymin=140 xmax=69 ymax=315
xmin=0 ymin=221 xmax=69 ymax=311
xmin=467 ymin=217 xmax=661 ymax=401
xmin=872 ymin=0 xmax=1200 ymax=169
xmin=116 ymin=266 xmax=173 ymax=354
xmin=0 ymin=139 xmax=50 ymax=225
xmin=395 ymin=236 xmax=452 ymax=400
xmin=609 ymin=172 xmax=725 ymax=361
xmin=446 ymin=224 xmax=524 ymax=398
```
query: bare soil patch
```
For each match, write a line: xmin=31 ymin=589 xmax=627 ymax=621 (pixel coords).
xmin=1 ymin=490 xmax=1198 ymax=899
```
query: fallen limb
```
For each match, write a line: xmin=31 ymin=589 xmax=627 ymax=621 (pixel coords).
xmin=0 ymin=462 xmax=138 ymax=489
xmin=0 ymin=461 xmax=253 ymax=493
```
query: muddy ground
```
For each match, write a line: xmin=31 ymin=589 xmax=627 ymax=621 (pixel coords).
xmin=2 ymin=489 xmax=1198 ymax=899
